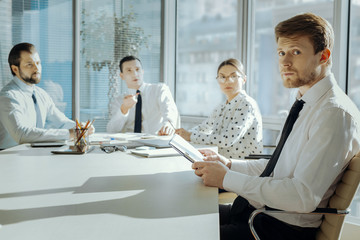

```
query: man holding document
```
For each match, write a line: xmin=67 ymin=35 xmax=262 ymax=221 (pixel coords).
xmin=191 ymin=13 xmax=360 ymax=240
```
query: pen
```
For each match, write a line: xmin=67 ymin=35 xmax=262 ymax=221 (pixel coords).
xmin=168 ymin=120 xmax=176 ymax=130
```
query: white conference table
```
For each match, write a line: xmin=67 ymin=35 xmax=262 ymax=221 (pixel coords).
xmin=0 ymin=143 xmax=219 ymax=240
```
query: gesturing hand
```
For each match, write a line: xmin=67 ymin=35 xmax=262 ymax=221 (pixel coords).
xmin=121 ymin=93 xmax=139 ymax=114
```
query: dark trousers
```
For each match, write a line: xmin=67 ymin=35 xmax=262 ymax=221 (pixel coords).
xmin=219 ymin=197 xmax=318 ymax=240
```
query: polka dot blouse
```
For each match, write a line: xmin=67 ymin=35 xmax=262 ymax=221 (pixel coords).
xmin=190 ymin=90 xmax=263 ymax=159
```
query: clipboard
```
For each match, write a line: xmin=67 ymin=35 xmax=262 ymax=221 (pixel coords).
xmin=169 ymin=134 xmax=204 ymax=163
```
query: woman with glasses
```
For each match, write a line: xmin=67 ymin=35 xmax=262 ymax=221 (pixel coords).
xmin=175 ymin=58 xmax=263 ymax=159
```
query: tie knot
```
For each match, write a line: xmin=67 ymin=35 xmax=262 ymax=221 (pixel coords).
xmin=293 ymin=99 xmax=305 ymax=112
xmin=296 ymin=99 xmax=305 ymax=106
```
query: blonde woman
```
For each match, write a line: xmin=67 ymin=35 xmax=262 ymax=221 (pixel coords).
xmin=176 ymin=58 xmax=263 ymax=159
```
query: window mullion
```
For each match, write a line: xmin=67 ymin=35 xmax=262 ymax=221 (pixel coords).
xmin=332 ymin=0 xmax=350 ymax=93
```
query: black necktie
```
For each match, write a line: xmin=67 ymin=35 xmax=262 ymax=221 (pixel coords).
xmin=32 ymin=92 xmax=43 ymax=128
xmin=134 ymin=90 xmax=142 ymax=133
xmin=260 ymin=99 xmax=305 ymax=177
xmin=230 ymin=99 xmax=305 ymax=215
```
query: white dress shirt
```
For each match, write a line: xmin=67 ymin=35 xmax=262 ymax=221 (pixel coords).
xmin=223 ymin=73 xmax=360 ymax=228
xmin=107 ymin=82 xmax=179 ymax=134
xmin=0 ymin=77 xmax=75 ymax=149
xmin=190 ymin=90 xmax=263 ymax=159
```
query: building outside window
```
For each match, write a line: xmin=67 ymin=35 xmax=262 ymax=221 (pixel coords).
xmin=347 ymin=0 xmax=360 ymax=222
xmin=0 ymin=0 xmax=73 ymax=118
xmin=176 ymin=0 xmax=238 ymax=118
xmin=80 ymin=0 xmax=161 ymax=132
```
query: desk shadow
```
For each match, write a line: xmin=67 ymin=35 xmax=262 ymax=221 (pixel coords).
xmin=0 ymin=171 xmax=217 ymax=225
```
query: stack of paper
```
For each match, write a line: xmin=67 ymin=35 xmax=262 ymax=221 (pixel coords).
xmin=130 ymin=148 xmax=179 ymax=158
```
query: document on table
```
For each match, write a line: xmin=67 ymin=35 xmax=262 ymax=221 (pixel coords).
xmin=134 ymin=136 xmax=172 ymax=148
xmin=130 ymin=148 xmax=180 ymax=158
xmin=89 ymin=133 xmax=155 ymax=145
xmin=108 ymin=132 xmax=155 ymax=141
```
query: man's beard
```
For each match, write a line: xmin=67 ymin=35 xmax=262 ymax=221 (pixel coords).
xmin=282 ymin=69 xmax=317 ymax=89
xmin=19 ymin=68 xmax=40 ymax=84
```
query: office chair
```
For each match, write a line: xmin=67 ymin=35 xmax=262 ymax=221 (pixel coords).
xmin=218 ymin=191 xmax=238 ymax=205
xmin=248 ymin=151 xmax=360 ymax=240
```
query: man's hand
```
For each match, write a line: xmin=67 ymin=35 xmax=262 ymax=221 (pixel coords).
xmin=199 ymin=149 xmax=232 ymax=168
xmin=69 ymin=122 xmax=96 ymax=140
xmin=158 ymin=124 xmax=175 ymax=136
xmin=69 ymin=128 xmax=75 ymax=140
xmin=87 ymin=124 xmax=95 ymax=135
xmin=175 ymin=128 xmax=191 ymax=141
xmin=120 ymin=93 xmax=139 ymax=114
xmin=191 ymin=161 xmax=228 ymax=188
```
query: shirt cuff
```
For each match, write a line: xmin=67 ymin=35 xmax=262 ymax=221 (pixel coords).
xmin=229 ymin=159 xmax=249 ymax=173
xmin=223 ymin=170 xmax=248 ymax=193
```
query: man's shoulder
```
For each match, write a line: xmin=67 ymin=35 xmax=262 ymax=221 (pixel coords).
xmin=144 ymin=82 xmax=169 ymax=92
xmin=0 ymin=79 xmax=20 ymax=97
xmin=316 ymin=86 xmax=360 ymax=123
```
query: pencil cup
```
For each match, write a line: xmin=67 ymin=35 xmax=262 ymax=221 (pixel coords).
xmin=72 ymin=128 xmax=90 ymax=152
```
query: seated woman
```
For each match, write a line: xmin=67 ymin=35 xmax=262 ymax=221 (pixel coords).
xmin=175 ymin=58 xmax=263 ymax=159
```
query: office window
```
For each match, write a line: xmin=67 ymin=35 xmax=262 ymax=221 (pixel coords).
xmin=0 ymin=0 xmax=73 ymax=118
xmin=247 ymin=0 xmax=334 ymax=148
xmin=80 ymin=0 xmax=161 ymax=132
xmin=248 ymin=0 xmax=334 ymax=118
xmin=349 ymin=1 xmax=360 ymax=109
xmin=347 ymin=0 xmax=360 ymax=221
xmin=176 ymin=0 xmax=238 ymax=117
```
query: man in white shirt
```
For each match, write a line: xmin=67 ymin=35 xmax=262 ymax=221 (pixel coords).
xmin=192 ymin=13 xmax=360 ymax=240
xmin=0 ymin=43 xmax=90 ymax=150
xmin=107 ymin=56 xmax=179 ymax=135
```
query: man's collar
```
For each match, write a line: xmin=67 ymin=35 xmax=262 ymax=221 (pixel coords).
xmin=13 ymin=76 xmax=35 ymax=94
xmin=298 ymin=73 xmax=335 ymax=105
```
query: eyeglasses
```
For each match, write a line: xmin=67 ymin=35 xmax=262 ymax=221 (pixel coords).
xmin=100 ymin=145 xmax=127 ymax=154
xmin=216 ymin=74 xmax=242 ymax=84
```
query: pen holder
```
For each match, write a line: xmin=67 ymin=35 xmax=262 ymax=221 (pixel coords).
xmin=72 ymin=128 xmax=90 ymax=153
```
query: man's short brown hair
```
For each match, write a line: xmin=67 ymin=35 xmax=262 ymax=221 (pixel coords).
xmin=8 ymin=42 xmax=36 ymax=76
xmin=275 ymin=13 xmax=334 ymax=54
